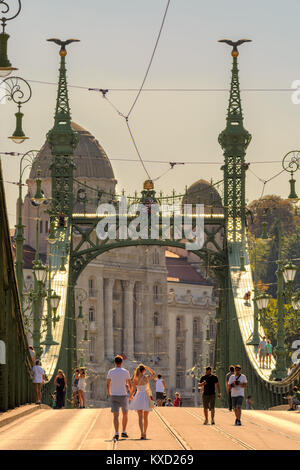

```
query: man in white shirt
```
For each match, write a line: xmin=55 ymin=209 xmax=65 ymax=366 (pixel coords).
xmin=32 ymin=360 xmax=45 ymax=404
xmin=228 ymin=364 xmax=247 ymax=426
xmin=155 ymin=374 xmax=166 ymax=406
xmin=107 ymin=355 xmax=132 ymax=441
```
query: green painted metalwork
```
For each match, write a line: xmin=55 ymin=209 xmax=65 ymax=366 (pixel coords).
xmin=218 ymin=41 xmax=251 ymax=244
xmin=0 ymin=160 xmax=34 ymax=411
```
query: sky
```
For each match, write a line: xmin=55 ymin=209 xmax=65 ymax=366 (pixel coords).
xmin=2 ymin=0 xmax=300 ymax=226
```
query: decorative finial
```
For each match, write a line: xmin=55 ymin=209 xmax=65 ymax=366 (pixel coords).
xmin=143 ymin=179 xmax=154 ymax=190
xmin=47 ymin=38 xmax=80 ymax=56
xmin=218 ymin=39 xmax=252 ymax=57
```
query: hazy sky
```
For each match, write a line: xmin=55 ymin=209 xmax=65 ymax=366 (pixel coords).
xmin=2 ymin=0 xmax=300 ymax=226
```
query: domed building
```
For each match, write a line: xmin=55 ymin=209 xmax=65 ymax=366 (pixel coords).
xmin=23 ymin=122 xmax=117 ymax=254
xmin=21 ymin=124 xmax=217 ymax=407
xmin=182 ymin=179 xmax=223 ymax=213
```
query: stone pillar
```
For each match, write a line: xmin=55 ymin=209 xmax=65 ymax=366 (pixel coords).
xmin=122 ymin=280 xmax=135 ymax=359
xmin=104 ymin=278 xmax=114 ymax=360
xmin=134 ymin=283 xmax=143 ymax=356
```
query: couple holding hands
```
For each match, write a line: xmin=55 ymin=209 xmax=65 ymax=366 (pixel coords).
xmin=107 ymin=355 xmax=155 ymax=440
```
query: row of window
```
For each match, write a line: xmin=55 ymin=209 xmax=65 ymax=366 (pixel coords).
xmin=39 ymin=220 xmax=49 ymax=234
xmin=176 ymin=317 xmax=215 ymax=339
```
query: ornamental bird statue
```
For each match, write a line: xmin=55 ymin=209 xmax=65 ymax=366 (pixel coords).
xmin=47 ymin=38 xmax=80 ymax=56
xmin=218 ymin=39 xmax=252 ymax=57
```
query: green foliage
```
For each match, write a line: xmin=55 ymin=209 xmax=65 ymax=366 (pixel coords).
xmin=259 ymin=299 xmax=300 ymax=364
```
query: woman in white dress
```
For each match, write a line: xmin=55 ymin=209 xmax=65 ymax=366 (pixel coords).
xmin=129 ymin=364 xmax=156 ymax=439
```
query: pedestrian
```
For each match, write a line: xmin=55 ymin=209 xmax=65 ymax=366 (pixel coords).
xmin=32 ymin=360 xmax=45 ymax=404
xmin=129 ymin=363 xmax=156 ymax=439
xmin=107 ymin=355 xmax=132 ymax=441
xmin=266 ymin=340 xmax=273 ymax=368
xmin=154 ymin=374 xmax=166 ymax=406
xmin=228 ymin=364 xmax=248 ymax=426
xmin=78 ymin=368 xmax=87 ymax=409
xmin=198 ymin=366 xmax=221 ymax=425
xmin=246 ymin=395 xmax=254 ymax=410
xmin=244 ymin=291 xmax=251 ymax=306
xmin=173 ymin=392 xmax=181 ymax=407
xmin=257 ymin=336 xmax=267 ymax=368
xmin=54 ymin=369 xmax=66 ymax=409
xmin=28 ymin=346 xmax=36 ymax=364
xmin=287 ymin=386 xmax=300 ymax=410
xmin=166 ymin=398 xmax=173 ymax=406
xmin=225 ymin=365 xmax=235 ymax=411
xmin=72 ymin=368 xmax=80 ymax=408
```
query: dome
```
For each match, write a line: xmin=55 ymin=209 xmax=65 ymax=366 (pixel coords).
xmin=29 ymin=122 xmax=115 ymax=180
xmin=182 ymin=179 xmax=223 ymax=208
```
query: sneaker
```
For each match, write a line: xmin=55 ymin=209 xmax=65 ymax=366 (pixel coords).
xmin=235 ymin=419 xmax=238 ymax=426
xmin=237 ymin=420 xmax=242 ymax=426
xmin=203 ymin=419 xmax=208 ymax=425
xmin=211 ymin=419 xmax=215 ymax=425
xmin=121 ymin=432 xmax=128 ymax=438
xmin=113 ymin=434 xmax=119 ymax=440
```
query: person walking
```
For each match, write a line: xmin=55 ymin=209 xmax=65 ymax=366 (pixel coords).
xmin=155 ymin=374 xmax=166 ymax=406
xmin=54 ymin=369 xmax=66 ymax=409
xmin=78 ymin=368 xmax=87 ymax=409
xmin=32 ymin=360 xmax=45 ymax=404
xmin=225 ymin=365 xmax=235 ymax=411
xmin=266 ymin=340 xmax=273 ymax=368
xmin=198 ymin=366 xmax=221 ymax=425
xmin=173 ymin=392 xmax=181 ymax=407
xmin=72 ymin=368 xmax=80 ymax=408
xmin=228 ymin=364 xmax=247 ymax=426
xmin=246 ymin=395 xmax=254 ymax=409
xmin=257 ymin=336 xmax=267 ymax=368
xmin=129 ymin=364 xmax=156 ymax=439
xmin=28 ymin=346 xmax=36 ymax=364
xmin=107 ymin=355 xmax=132 ymax=441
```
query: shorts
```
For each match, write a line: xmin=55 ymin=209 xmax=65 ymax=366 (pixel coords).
xmin=110 ymin=395 xmax=129 ymax=413
xmin=156 ymin=392 xmax=164 ymax=400
xmin=72 ymin=386 xmax=78 ymax=393
xmin=232 ymin=396 xmax=244 ymax=408
xmin=34 ymin=383 xmax=42 ymax=392
xmin=259 ymin=349 xmax=266 ymax=357
xmin=202 ymin=395 xmax=216 ymax=410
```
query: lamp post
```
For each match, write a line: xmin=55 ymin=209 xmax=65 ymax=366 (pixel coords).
xmin=282 ymin=150 xmax=300 ymax=204
xmin=255 ymin=215 xmax=298 ymax=380
xmin=0 ymin=0 xmax=21 ymax=77
xmin=2 ymin=76 xmax=32 ymax=142
xmin=14 ymin=150 xmax=39 ymax=306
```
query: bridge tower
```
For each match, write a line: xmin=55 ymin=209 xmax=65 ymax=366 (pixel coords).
xmin=218 ymin=39 xmax=252 ymax=244
xmin=46 ymin=39 xmax=79 ymax=396
xmin=215 ymin=40 xmax=252 ymax=400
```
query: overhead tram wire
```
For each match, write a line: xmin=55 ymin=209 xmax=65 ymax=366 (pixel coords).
xmin=26 ymin=80 xmax=300 ymax=93
xmin=91 ymin=0 xmax=172 ymax=182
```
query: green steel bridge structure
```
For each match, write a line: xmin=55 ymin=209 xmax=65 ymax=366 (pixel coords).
xmin=1 ymin=39 xmax=300 ymax=412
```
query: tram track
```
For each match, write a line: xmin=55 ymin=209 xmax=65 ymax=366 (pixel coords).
xmin=183 ymin=409 xmax=256 ymax=450
xmin=153 ymin=409 xmax=192 ymax=450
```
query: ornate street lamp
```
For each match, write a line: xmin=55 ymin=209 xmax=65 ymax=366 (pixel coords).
xmin=255 ymin=293 xmax=271 ymax=311
xmin=282 ymin=150 xmax=300 ymax=203
xmin=1 ymin=76 xmax=32 ymax=142
xmin=283 ymin=261 xmax=297 ymax=284
xmin=14 ymin=150 xmax=39 ymax=305
xmin=0 ymin=0 xmax=21 ymax=77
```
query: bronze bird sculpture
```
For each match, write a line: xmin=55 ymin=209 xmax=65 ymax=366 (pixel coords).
xmin=218 ymin=39 xmax=252 ymax=57
xmin=47 ymin=38 xmax=80 ymax=56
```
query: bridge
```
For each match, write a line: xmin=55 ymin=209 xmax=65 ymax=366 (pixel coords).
xmin=0 ymin=29 xmax=300 ymax=434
